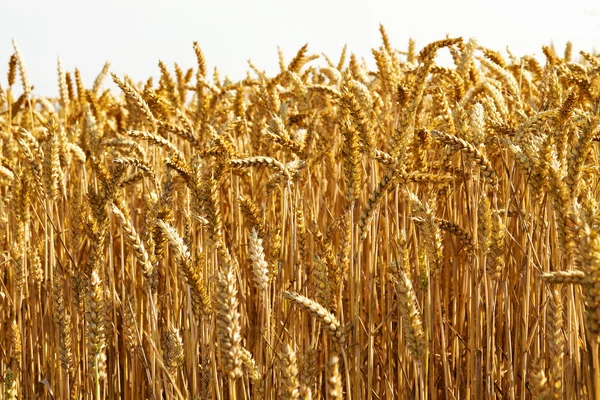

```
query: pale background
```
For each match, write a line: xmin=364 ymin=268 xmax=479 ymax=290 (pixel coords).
xmin=1 ymin=0 xmax=599 ymax=96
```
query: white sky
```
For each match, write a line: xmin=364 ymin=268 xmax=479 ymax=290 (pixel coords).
xmin=1 ymin=0 xmax=599 ymax=96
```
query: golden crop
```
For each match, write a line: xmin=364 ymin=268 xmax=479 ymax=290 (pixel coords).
xmin=1 ymin=27 xmax=600 ymax=399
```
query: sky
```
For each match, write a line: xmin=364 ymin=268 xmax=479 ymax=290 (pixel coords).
xmin=1 ymin=0 xmax=599 ymax=96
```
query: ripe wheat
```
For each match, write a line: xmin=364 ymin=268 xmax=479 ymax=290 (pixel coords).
xmin=1 ymin=29 xmax=600 ymax=399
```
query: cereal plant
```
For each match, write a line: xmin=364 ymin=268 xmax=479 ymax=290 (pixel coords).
xmin=1 ymin=27 xmax=600 ymax=399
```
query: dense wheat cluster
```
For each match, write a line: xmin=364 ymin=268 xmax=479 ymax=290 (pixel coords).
xmin=1 ymin=27 xmax=600 ymax=399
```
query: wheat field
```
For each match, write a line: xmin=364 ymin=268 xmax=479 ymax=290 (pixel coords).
xmin=1 ymin=27 xmax=600 ymax=399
